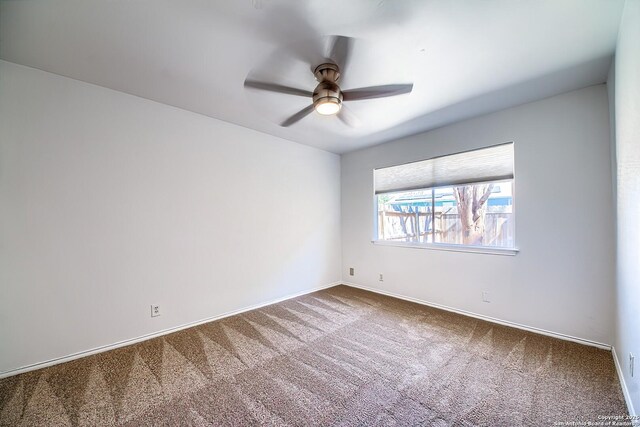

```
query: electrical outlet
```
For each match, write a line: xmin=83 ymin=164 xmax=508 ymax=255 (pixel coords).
xmin=379 ymin=273 xmax=384 ymax=282
xmin=630 ymin=353 xmax=635 ymax=377
xmin=482 ymin=291 xmax=491 ymax=303
xmin=151 ymin=304 xmax=161 ymax=317
xmin=349 ymin=267 xmax=354 ymax=276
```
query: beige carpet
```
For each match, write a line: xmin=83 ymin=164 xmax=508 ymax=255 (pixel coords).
xmin=0 ymin=285 xmax=628 ymax=426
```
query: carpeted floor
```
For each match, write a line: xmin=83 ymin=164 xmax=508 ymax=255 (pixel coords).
xmin=0 ymin=285 xmax=628 ymax=426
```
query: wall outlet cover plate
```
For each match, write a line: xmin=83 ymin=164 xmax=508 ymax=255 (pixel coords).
xmin=151 ymin=304 xmax=161 ymax=317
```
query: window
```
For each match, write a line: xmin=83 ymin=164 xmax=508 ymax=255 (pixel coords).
xmin=374 ymin=143 xmax=515 ymax=251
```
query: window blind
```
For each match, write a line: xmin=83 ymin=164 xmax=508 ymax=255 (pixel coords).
xmin=374 ymin=142 xmax=514 ymax=195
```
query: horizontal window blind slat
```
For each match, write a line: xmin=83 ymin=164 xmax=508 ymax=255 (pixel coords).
xmin=374 ymin=143 xmax=514 ymax=194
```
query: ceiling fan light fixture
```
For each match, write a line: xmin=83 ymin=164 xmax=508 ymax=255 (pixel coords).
xmin=315 ymin=97 xmax=342 ymax=115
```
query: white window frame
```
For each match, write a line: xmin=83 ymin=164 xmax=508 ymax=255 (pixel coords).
xmin=372 ymin=153 xmax=518 ymax=256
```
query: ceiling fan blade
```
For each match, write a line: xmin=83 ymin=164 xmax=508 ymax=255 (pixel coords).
xmin=327 ymin=35 xmax=354 ymax=71
xmin=281 ymin=104 xmax=315 ymax=127
xmin=255 ymin=4 xmax=321 ymax=66
xmin=342 ymin=84 xmax=413 ymax=101
xmin=244 ymin=79 xmax=312 ymax=97
xmin=337 ymin=105 xmax=360 ymax=128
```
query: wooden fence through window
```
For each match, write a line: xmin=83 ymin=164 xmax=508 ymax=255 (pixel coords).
xmin=378 ymin=211 xmax=513 ymax=247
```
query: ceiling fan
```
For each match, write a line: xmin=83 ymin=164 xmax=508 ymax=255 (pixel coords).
xmin=244 ymin=36 xmax=414 ymax=127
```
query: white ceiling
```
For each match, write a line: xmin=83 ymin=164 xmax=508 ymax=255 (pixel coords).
xmin=0 ymin=0 xmax=624 ymax=154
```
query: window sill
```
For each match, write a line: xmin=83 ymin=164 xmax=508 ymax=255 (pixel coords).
xmin=371 ymin=240 xmax=519 ymax=256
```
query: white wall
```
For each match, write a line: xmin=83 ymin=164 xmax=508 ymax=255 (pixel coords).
xmin=341 ymin=85 xmax=615 ymax=345
xmin=608 ymin=62 xmax=617 ymax=208
xmin=0 ymin=60 xmax=341 ymax=375
xmin=613 ymin=0 xmax=640 ymax=415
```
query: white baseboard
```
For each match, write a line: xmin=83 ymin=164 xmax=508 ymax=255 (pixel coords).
xmin=1 ymin=280 xmax=617 ymax=382
xmin=0 ymin=281 xmax=342 ymax=379
xmin=341 ymin=281 xmax=611 ymax=350
xmin=612 ymin=346 xmax=636 ymax=417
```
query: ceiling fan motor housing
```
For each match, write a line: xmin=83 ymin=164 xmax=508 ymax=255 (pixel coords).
xmin=313 ymin=63 xmax=343 ymax=112
xmin=314 ymin=63 xmax=340 ymax=83
xmin=313 ymin=81 xmax=343 ymax=104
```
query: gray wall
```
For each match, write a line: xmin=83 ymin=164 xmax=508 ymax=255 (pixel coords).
xmin=0 ymin=60 xmax=342 ymax=375
xmin=613 ymin=0 xmax=640 ymax=415
xmin=341 ymin=85 xmax=615 ymax=345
